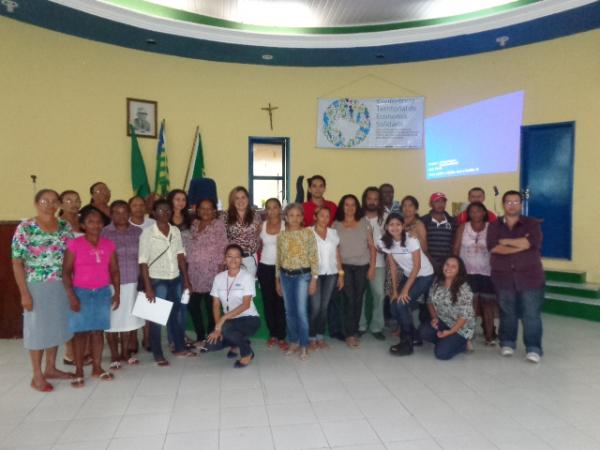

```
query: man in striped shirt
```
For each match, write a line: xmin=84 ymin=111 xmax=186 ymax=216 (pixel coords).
xmin=421 ymin=192 xmax=457 ymax=272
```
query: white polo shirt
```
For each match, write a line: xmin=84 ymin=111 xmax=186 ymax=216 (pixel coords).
xmin=377 ymin=236 xmax=434 ymax=278
xmin=138 ymin=223 xmax=185 ymax=280
xmin=210 ymin=269 xmax=259 ymax=317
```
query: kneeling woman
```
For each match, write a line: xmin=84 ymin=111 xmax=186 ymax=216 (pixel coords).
xmin=207 ymin=244 xmax=261 ymax=368
xmin=418 ymin=256 xmax=475 ymax=360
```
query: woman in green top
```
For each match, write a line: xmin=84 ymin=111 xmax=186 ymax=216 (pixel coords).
xmin=11 ymin=189 xmax=74 ymax=392
xmin=275 ymin=203 xmax=319 ymax=360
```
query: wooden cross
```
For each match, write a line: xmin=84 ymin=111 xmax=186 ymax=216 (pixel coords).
xmin=261 ymin=102 xmax=278 ymax=130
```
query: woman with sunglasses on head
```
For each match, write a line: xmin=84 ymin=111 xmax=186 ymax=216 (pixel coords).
xmin=223 ymin=186 xmax=262 ymax=278
xmin=12 ymin=189 xmax=75 ymax=392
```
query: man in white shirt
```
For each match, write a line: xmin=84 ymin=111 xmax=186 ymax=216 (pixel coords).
xmin=359 ymin=187 xmax=388 ymax=340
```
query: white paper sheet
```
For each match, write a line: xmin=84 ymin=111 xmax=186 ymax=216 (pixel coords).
xmin=132 ymin=292 xmax=173 ymax=326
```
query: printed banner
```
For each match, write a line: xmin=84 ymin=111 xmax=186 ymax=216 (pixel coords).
xmin=317 ymin=97 xmax=424 ymax=149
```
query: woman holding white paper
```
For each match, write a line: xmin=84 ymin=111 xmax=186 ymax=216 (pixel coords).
xmin=207 ymin=244 xmax=261 ymax=368
xmin=102 ymin=200 xmax=144 ymax=368
xmin=139 ymin=199 xmax=195 ymax=366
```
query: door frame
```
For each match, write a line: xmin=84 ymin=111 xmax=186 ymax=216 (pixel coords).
xmin=520 ymin=121 xmax=575 ymax=260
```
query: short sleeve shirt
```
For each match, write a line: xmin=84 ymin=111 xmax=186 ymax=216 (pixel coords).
xmin=67 ymin=236 xmax=116 ymax=289
xmin=101 ymin=224 xmax=142 ymax=284
xmin=11 ymin=219 xmax=73 ymax=283
xmin=138 ymin=224 xmax=185 ymax=280
xmin=223 ymin=213 xmax=262 ymax=255
xmin=333 ymin=218 xmax=371 ymax=266
xmin=210 ymin=270 xmax=259 ymax=317
xmin=377 ymin=236 xmax=434 ymax=278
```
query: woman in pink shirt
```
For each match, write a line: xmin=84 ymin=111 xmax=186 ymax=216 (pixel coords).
xmin=63 ymin=207 xmax=120 ymax=388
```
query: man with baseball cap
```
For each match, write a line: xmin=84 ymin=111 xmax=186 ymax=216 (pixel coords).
xmin=421 ymin=192 xmax=457 ymax=271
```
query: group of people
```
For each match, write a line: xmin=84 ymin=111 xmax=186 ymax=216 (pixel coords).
xmin=11 ymin=176 xmax=545 ymax=393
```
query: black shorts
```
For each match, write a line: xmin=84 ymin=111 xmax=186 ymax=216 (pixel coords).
xmin=467 ymin=274 xmax=495 ymax=297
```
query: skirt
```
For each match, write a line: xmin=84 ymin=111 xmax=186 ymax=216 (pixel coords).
xmin=107 ymin=283 xmax=145 ymax=332
xmin=24 ymin=280 xmax=73 ymax=350
xmin=68 ymin=286 xmax=111 ymax=333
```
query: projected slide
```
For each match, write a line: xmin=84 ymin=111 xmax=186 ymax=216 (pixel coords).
xmin=425 ymin=91 xmax=524 ymax=180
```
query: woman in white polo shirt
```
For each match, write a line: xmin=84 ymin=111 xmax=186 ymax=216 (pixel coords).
xmin=207 ymin=244 xmax=261 ymax=368
xmin=378 ymin=213 xmax=435 ymax=357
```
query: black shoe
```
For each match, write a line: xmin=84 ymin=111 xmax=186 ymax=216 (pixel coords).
xmin=412 ymin=339 xmax=423 ymax=347
xmin=389 ymin=341 xmax=413 ymax=356
xmin=226 ymin=350 xmax=238 ymax=359
xmin=372 ymin=332 xmax=386 ymax=341
xmin=234 ymin=352 xmax=255 ymax=368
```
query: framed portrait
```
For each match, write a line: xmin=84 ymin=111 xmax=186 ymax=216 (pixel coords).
xmin=127 ymin=98 xmax=157 ymax=138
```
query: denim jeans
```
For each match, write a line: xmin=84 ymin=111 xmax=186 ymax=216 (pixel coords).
xmin=280 ymin=271 xmax=311 ymax=348
xmin=206 ymin=316 xmax=260 ymax=358
xmin=309 ymin=274 xmax=338 ymax=340
xmin=419 ymin=319 xmax=467 ymax=360
xmin=150 ymin=276 xmax=184 ymax=360
xmin=327 ymin=290 xmax=343 ymax=337
xmin=497 ymin=288 xmax=545 ymax=355
xmin=341 ymin=264 xmax=370 ymax=338
xmin=391 ymin=275 xmax=435 ymax=338
xmin=359 ymin=267 xmax=385 ymax=333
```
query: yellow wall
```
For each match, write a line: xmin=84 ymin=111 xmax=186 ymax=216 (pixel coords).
xmin=1 ymin=18 xmax=599 ymax=280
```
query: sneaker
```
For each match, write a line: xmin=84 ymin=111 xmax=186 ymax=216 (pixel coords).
xmin=500 ymin=346 xmax=514 ymax=357
xmin=278 ymin=340 xmax=289 ymax=351
xmin=526 ymin=352 xmax=541 ymax=363
xmin=266 ymin=337 xmax=277 ymax=348
xmin=372 ymin=332 xmax=386 ymax=341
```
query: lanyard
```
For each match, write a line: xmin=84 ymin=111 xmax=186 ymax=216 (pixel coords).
xmin=225 ymin=274 xmax=239 ymax=313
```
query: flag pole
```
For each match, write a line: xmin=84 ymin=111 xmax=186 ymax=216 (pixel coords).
xmin=183 ymin=125 xmax=200 ymax=191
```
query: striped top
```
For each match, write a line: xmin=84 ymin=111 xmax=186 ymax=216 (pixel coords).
xmin=421 ymin=212 xmax=456 ymax=268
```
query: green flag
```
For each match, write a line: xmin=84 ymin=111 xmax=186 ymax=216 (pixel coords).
xmin=184 ymin=127 xmax=205 ymax=191
xmin=129 ymin=125 xmax=151 ymax=197
xmin=154 ymin=119 xmax=170 ymax=195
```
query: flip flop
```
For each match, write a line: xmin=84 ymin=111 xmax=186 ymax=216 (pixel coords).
xmin=93 ymin=372 xmax=114 ymax=381
xmin=70 ymin=377 xmax=85 ymax=388
xmin=156 ymin=359 xmax=170 ymax=367
xmin=127 ymin=357 xmax=139 ymax=365
xmin=109 ymin=361 xmax=122 ymax=370
xmin=62 ymin=357 xmax=75 ymax=366
xmin=31 ymin=380 xmax=53 ymax=392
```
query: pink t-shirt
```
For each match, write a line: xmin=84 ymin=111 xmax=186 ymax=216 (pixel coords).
xmin=67 ymin=236 xmax=116 ymax=289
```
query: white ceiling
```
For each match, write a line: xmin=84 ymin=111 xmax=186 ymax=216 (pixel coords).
xmin=145 ymin=0 xmax=524 ymax=28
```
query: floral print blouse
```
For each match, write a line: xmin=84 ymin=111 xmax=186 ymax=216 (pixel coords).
xmin=427 ymin=281 xmax=476 ymax=339
xmin=11 ymin=219 xmax=73 ymax=283
xmin=183 ymin=219 xmax=228 ymax=293
xmin=223 ymin=212 xmax=262 ymax=255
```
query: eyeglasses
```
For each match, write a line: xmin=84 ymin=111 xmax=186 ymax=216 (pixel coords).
xmin=39 ymin=199 xmax=59 ymax=206
xmin=504 ymin=201 xmax=521 ymax=206
xmin=63 ymin=199 xmax=81 ymax=204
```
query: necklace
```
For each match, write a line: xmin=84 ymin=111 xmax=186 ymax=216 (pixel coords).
xmin=225 ymin=272 xmax=239 ymax=313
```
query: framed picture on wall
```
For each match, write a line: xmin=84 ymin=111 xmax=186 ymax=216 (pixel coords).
xmin=127 ymin=98 xmax=157 ymax=138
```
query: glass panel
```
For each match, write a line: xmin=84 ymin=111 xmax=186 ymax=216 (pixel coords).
xmin=253 ymin=143 xmax=283 ymax=177
xmin=252 ymin=179 xmax=284 ymax=209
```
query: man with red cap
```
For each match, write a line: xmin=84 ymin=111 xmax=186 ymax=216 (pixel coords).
xmin=421 ymin=192 xmax=457 ymax=271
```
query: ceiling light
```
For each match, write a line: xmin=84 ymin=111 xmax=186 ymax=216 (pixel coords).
xmin=496 ymin=36 xmax=510 ymax=47
xmin=146 ymin=38 xmax=157 ymax=44
xmin=262 ymin=54 xmax=274 ymax=60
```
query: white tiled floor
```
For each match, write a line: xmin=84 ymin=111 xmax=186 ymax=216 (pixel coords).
xmin=1 ymin=313 xmax=600 ymax=450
